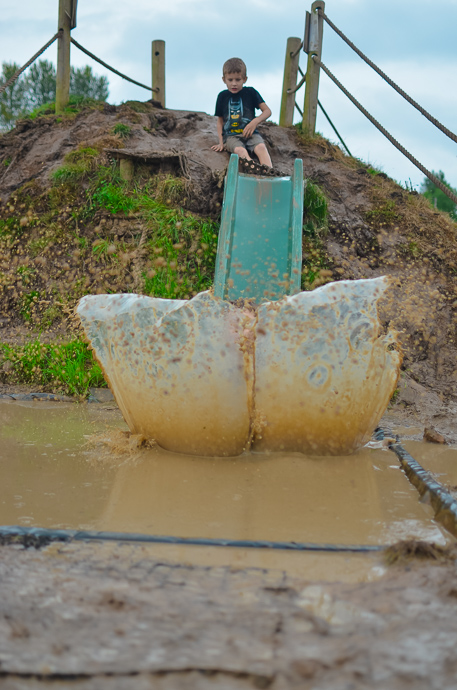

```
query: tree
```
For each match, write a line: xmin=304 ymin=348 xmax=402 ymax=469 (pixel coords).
xmin=70 ymin=65 xmax=109 ymax=101
xmin=26 ymin=60 xmax=57 ymax=109
xmin=420 ymin=170 xmax=457 ymax=221
xmin=0 ymin=60 xmax=109 ymax=130
xmin=0 ymin=62 xmax=29 ymax=129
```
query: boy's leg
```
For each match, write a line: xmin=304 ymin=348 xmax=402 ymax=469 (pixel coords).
xmin=225 ymin=136 xmax=252 ymax=160
xmin=253 ymin=142 xmax=272 ymax=168
xmin=233 ymin=146 xmax=251 ymax=160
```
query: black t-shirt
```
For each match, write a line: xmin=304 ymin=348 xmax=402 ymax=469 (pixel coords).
xmin=215 ymin=87 xmax=264 ymax=137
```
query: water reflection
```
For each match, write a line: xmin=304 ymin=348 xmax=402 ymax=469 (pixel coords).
xmin=0 ymin=400 xmax=449 ymax=551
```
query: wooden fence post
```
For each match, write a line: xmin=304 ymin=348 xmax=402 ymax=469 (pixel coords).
xmin=152 ymin=40 xmax=165 ymax=107
xmin=302 ymin=0 xmax=325 ymax=135
xmin=279 ymin=37 xmax=302 ymax=127
xmin=56 ymin=0 xmax=72 ymax=113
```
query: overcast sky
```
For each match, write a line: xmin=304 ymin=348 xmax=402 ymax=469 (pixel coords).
xmin=2 ymin=0 xmax=457 ymax=190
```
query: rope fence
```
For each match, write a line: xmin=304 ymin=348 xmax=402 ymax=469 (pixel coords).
xmin=70 ymin=37 xmax=158 ymax=93
xmin=280 ymin=6 xmax=457 ymax=205
xmin=0 ymin=31 xmax=62 ymax=95
xmin=0 ymin=31 xmax=158 ymax=99
xmin=319 ymin=8 xmax=457 ymax=147
xmin=312 ymin=54 xmax=457 ymax=205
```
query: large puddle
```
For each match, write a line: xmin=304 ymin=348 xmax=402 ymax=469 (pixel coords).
xmin=0 ymin=400 xmax=455 ymax=582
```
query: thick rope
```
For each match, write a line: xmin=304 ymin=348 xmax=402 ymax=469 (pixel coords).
xmin=290 ymin=40 xmax=304 ymax=58
xmin=0 ymin=31 xmax=62 ymax=95
xmin=71 ymin=37 xmax=158 ymax=93
xmin=313 ymin=55 xmax=457 ymax=205
xmin=287 ymin=73 xmax=306 ymax=95
xmin=320 ymin=9 xmax=457 ymax=146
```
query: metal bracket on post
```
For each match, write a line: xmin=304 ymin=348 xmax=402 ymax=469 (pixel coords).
xmin=302 ymin=1 xmax=325 ymax=135
xmin=304 ymin=11 xmax=311 ymax=53
xmin=69 ymin=0 xmax=78 ymax=29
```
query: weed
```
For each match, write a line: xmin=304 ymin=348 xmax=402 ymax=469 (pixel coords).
xmin=303 ymin=181 xmax=328 ymax=236
xmin=19 ymin=290 xmax=40 ymax=322
xmin=112 ymin=123 xmax=132 ymax=139
xmin=3 ymin=157 xmax=11 ymax=167
xmin=151 ymin=174 xmax=186 ymax=205
xmin=366 ymin=200 xmax=400 ymax=226
xmin=41 ymin=304 xmax=62 ymax=329
xmin=16 ymin=265 xmax=35 ymax=285
xmin=398 ymin=240 xmax=422 ymax=259
xmin=91 ymin=181 xmax=136 ymax=215
xmin=25 ymin=96 xmax=104 ymax=122
xmin=51 ymin=146 xmax=99 ymax=184
xmin=0 ymin=218 xmax=20 ymax=237
xmin=25 ymin=102 xmax=55 ymax=120
xmin=0 ymin=339 xmax=106 ymax=397
xmin=122 ymin=101 xmax=152 ymax=114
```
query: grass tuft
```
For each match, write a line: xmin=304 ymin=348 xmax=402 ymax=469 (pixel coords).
xmin=0 ymin=339 xmax=106 ymax=397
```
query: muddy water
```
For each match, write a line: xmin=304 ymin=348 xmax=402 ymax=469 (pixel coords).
xmin=402 ymin=440 xmax=457 ymax=495
xmin=0 ymin=400 xmax=453 ymax=581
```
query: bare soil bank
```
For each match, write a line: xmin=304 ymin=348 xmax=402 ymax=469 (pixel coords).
xmin=0 ymin=101 xmax=456 ymax=431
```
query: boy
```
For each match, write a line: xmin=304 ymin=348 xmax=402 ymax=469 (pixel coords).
xmin=211 ymin=57 xmax=273 ymax=169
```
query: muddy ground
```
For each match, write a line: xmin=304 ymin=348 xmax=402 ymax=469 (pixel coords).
xmin=0 ymin=536 xmax=457 ymax=690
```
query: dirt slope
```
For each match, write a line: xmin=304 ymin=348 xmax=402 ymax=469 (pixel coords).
xmin=0 ymin=101 xmax=456 ymax=426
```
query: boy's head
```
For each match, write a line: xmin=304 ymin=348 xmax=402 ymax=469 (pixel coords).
xmin=222 ymin=58 xmax=247 ymax=94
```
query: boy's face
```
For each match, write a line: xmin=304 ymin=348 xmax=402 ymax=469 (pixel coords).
xmin=222 ymin=72 xmax=247 ymax=94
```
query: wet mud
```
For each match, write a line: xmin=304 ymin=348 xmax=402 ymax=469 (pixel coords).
xmin=1 ymin=400 xmax=457 ymax=689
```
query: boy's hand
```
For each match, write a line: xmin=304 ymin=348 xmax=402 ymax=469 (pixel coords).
xmin=211 ymin=143 xmax=225 ymax=152
xmin=242 ymin=120 xmax=257 ymax=138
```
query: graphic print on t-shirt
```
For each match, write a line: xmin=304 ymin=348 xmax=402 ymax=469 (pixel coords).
xmin=226 ymin=97 xmax=246 ymax=135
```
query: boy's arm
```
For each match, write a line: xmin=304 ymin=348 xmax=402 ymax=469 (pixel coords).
xmin=242 ymin=102 xmax=272 ymax=138
xmin=211 ymin=116 xmax=225 ymax=152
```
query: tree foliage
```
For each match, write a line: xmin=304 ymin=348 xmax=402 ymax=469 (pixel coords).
xmin=0 ymin=60 xmax=109 ymax=130
xmin=420 ymin=170 xmax=457 ymax=221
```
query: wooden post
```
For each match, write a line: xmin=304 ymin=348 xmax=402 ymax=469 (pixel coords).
xmin=152 ymin=40 xmax=165 ymax=107
xmin=56 ymin=0 xmax=72 ymax=113
xmin=279 ymin=37 xmax=302 ymax=127
xmin=303 ymin=0 xmax=325 ymax=135
xmin=120 ymin=158 xmax=134 ymax=182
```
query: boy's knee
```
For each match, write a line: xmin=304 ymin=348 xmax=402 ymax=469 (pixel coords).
xmin=254 ymin=143 xmax=267 ymax=154
xmin=234 ymin=146 xmax=249 ymax=158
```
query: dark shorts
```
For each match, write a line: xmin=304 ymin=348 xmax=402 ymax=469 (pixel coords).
xmin=224 ymin=133 xmax=265 ymax=153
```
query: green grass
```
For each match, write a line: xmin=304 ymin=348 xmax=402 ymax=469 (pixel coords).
xmin=0 ymin=339 xmax=106 ymax=397
xmin=303 ymin=180 xmax=328 ymax=236
xmin=51 ymin=146 xmax=99 ymax=184
xmin=85 ymin=167 xmax=219 ymax=298
xmin=112 ymin=123 xmax=132 ymax=139
xmin=25 ymin=95 xmax=105 ymax=122
xmin=366 ymin=200 xmax=400 ymax=225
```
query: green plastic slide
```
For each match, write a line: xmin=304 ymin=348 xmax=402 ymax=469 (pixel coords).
xmin=214 ymin=154 xmax=304 ymax=303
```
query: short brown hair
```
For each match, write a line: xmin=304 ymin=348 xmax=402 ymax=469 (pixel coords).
xmin=223 ymin=58 xmax=247 ymax=77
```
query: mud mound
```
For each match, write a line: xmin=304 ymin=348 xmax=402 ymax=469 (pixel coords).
xmin=0 ymin=100 xmax=456 ymax=416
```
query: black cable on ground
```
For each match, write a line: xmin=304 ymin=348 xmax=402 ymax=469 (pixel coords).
xmin=375 ymin=427 xmax=457 ymax=539
xmin=0 ymin=525 xmax=385 ymax=553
